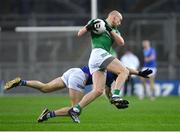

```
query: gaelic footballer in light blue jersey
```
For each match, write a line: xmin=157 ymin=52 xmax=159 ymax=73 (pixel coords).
xmin=141 ymin=40 xmax=157 ymax=100
xmin=142 ymin=40 xmax=157 ymax=76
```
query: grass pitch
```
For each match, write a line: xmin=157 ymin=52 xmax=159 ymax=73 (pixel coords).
xmin=0 ymin=95 xmax=180 ymax=131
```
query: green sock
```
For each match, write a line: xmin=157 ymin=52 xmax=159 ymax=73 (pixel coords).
xmin=112 ymin=89 xmax=120 ymax=97
xmin=73 ymin=104 xmax=81 ymax=113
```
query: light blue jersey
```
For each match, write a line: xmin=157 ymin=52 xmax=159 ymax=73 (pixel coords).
xmin=143 ymin=48 xmax=157 ymax=68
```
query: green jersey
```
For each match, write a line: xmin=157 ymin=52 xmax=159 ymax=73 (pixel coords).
xmin=88 ymin=20 xmax=120 ymax=54
xmin=109 ymin=47 xmax=117 ymax=57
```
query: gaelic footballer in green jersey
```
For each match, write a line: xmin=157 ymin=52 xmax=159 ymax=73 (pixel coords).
xmin=69 ymin=10 xmax=129 ymax=123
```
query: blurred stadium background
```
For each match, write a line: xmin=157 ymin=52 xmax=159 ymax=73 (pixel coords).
xmin=0 ymin=0 xmax=180 ymax=95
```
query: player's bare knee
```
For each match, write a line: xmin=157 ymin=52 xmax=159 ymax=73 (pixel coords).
xmin=123 ymin=68 xmax=129 ymax=78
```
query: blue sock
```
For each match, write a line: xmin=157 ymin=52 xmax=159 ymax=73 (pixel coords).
xmin=46 ymin=111 xmax=56 ymax=119
xmin=50 ymin=111 xmax=56 ymax=117
xmin=19 ymin=80 xmax=27 ymax=86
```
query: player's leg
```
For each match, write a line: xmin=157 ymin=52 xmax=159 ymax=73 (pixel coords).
xmin=123 ymin=78 xmax=129 ymax=96
xmin=26 ymin=77 xmax=65 ymax=92
xmin=4 ymin=77 xmax=66 ymax=92
xmin=38 ymin=68 xmax=86 ymax=123
xmin=149 ymin=76 xmax=155 ymax=100
xmin=139 ymin=77 xmax=146 ymax=100
xmin=105 ymin=86 xmax=112 ymax=101
xmin=130 ymin=77 xmax=135 ymax=96
xmin=69 ymin=49 xmax=120 ymax=122
xmin=69 ymin=88 xmax=85 ymax=106
xmin=4 ymin=68 xmax=78 ymax=92
xmin=106 ymin=58 xmax=129 ymax=101
xmin=79 ymin=70 xmax=106 ymax=108
xmin=68 ymin=70 xmax=106 ymax=123
xmin=54 ymin=89 xmax=84 ymax=116
xmin=38 ymin=88 xmax=84 ymax=123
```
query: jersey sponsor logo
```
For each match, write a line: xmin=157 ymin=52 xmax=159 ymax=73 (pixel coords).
xmin=101 ymin=52 xmax=109 ymax=58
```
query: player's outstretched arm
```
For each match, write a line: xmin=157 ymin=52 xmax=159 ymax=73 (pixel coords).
xmin=127 ymin=67 xmax=152 ymax=78
xmin=127 ymin=67 xmax=139 ymax=75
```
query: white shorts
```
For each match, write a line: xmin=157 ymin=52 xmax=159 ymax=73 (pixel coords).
xmin=88 ymin=48 xmax=114 ymax=74
xmin=142 ymin=67 xmax=157 ymax=77
xmin=61 ymin=68 xmax=87 ymax=93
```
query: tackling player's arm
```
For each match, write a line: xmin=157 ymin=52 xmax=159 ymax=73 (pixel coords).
xmin=127 ymin=67 xmax=152 ymax=78
xmin=127 ymin=67 xmax=139 ymax=75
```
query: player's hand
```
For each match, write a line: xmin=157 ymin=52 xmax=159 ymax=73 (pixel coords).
xmin=103 ymin=20 xmax=112 ymax=32
xmin=138 ymin=68 xmax=152 ymax=78
xmin=86 ymin=19 xmax=101 ymax=31
xmin=85 ymin=20 xmax=95 ymax=31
